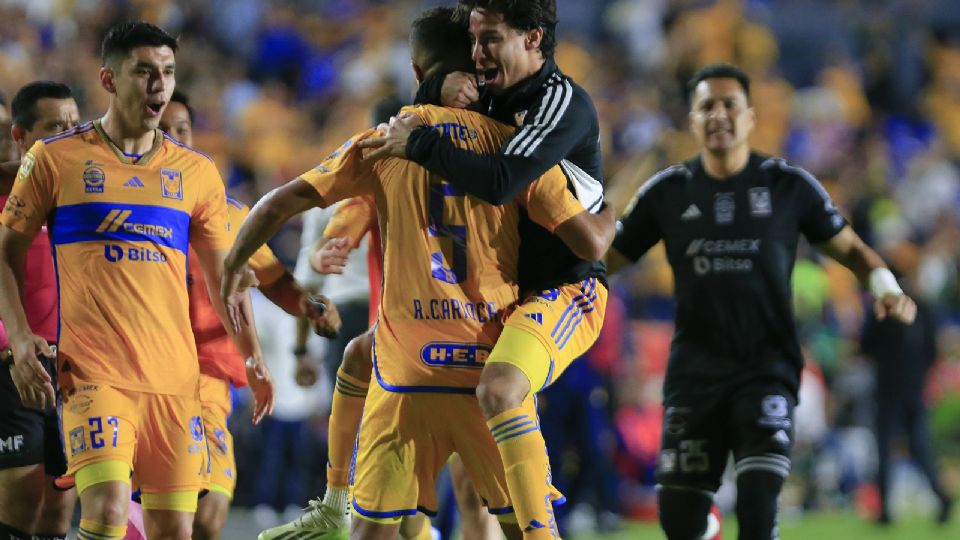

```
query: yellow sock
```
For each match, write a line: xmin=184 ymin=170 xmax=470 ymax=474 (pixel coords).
xmin=327 ymin=367 xmax=369 ymax=488
xmin=77 ymin=519 xmax=126 ymax=539
xmin=487 ymin=401 xmax=560 ymax=539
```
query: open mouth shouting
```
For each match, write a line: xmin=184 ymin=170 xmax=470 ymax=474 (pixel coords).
xmin=145 ymin=100 xmax=166 ymax=117
xmin=477 ymin=66 xmax=500 ymax=87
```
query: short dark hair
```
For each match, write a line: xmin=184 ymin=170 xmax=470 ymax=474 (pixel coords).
xmin=11 ymin=81 xmax=73 ymax=130
xmin=687 ymin=63 xmax=751 ymax=103
xmin=411 ymin=7 xmax=473 ymax=78
xmin=101 ymin=21 xmax=178 ymax=68
xmin=169 ymin=89 xmax=194 ymax=125
xmin=455 ymin=0 xmax=557 ymax=59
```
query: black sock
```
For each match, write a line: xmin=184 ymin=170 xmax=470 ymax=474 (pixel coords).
xmin=736 ymin=470 xmax=785 ymax=540
xmin=658 ymin=486 xmax=714 ymax=540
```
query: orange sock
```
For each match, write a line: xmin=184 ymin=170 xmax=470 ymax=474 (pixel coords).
xmin=487 ymin=400 xmax=560 ymax=539
xmin=327 ymin=367 xmax=369 ymax=489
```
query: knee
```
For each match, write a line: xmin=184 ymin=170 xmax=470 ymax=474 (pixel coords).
xmin=476 ymin=366 xmax=528 ymax=419
xmin=193 ymin=494 xmax=229 ymax=540
xmin=84 ymin=497 xmax=128 ymax=527
xmin=192 ymin=516 xmax=222 ymax=540
xmin=341 ymin=332 xmax=373 ymax=380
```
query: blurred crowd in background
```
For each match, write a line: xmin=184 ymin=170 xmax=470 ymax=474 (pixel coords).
xmin=3 ymin=0 xmax=960 ymax=535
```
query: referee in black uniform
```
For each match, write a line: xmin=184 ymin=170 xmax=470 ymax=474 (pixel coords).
xmin=608 ymin=63 xmax=917 ymax=540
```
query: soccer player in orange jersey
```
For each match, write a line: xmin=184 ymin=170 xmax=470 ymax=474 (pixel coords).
xmin=160 ymin=90 xmax=340 ymax=539
xmin=226 ymin=8 xmax=613 ymax=540
xmin=0 ymin=81 xmax=80 ymax=540
xmin=302 ymin=196 xmax=503 ymax=540
xmin=0 ymin=22 xmax=271 ymax=540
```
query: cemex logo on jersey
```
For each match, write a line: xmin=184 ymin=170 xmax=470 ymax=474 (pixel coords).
xmin=0 ymin=434 xmax=24 ymax=454
xmin=686 ymin=238 xmax=761 ymax=276
xmin=97 ymin=209 xmax=174 ymax=239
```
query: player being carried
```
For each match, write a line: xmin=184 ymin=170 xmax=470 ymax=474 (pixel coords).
xmin=227 ymin=7 xmax=613 ymax=540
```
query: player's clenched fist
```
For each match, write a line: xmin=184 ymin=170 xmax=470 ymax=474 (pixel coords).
xmin=303 ymin=293 xmax=342 ymax=339
xmin=874 ymin=293 xmax=917 ymax=324
xmin=440 ymin=71 xmax=480 ymax=108
xmin=7 ymin=333 xmax=55 ymax=410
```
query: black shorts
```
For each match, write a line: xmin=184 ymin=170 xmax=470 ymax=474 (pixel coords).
xmin=655 ymin=379 xmax=795 ymax=493
xmin=0 ymin=355 xmax=67 ymax=475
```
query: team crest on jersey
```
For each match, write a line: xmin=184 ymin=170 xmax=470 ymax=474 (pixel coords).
xmin=83 ymin=165 xmax=106 ymax=193
xmin=17 ymin=152 xmax=35 ymax=181
xmin=514 ymin=109 xmax=528 ymax=127
xmin=714 ymin=192 xmax=735 ymax=224
xmin=160 ymin=168 xmax=183 ymax=200
xmin=748 ymin=187 xmax=772 ymax=217
xmin=69 ymin=427 xmax=86 ymax=456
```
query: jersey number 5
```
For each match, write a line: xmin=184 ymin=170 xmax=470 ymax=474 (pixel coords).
xmin=429 ymin=181 xmax=467 ymax=284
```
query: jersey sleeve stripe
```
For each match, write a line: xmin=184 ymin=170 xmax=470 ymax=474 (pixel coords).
xmin=517 ymin=79 xmax=574 ymax=157
xmin=505 ymin=74 xmax=572 ymax=157
xmin=503 ymin=81 xmax=558 ymax=155
xmin=41 ymin=121 xmax=95 ymax=144
xmin=162 ymin=132 xmax=214 ymax=162
xmin=761 ymin=158 xmax=834 ymax=205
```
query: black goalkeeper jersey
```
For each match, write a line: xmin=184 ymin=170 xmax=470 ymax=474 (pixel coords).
xmin=409 ymin=59 xmax=605 ymax=292
xmin=613 ymin=152 xmax=847 ymax=398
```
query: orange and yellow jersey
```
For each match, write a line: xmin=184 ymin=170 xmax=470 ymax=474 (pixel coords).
xmin=322 ymin=195 xmax=381 ymax=326
xmin=188 ymin=193 xmax=285 ymax=388
xmin=299 ymin=105 xmax=584 ymax=392
xmin=0 ymin=120 xmax=232 ymax=396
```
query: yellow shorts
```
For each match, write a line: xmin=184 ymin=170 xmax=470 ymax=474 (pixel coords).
xmin=198 ymin=374 xmax=236 ymax=499
xmin=61 ymin=378 xmax=205 ymax=495
xmin=352 ymin=382 xmax=534 ymax=524
xmin=490 ymin=277 xmax=607 ymax=391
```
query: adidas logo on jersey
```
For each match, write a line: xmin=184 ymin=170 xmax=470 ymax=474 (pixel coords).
xmin=681 ymin=204 xmax=702 ymax=221
xmin=123 ymin=176 xmax=145 ymax=188
xmin=524 ymin=312 xmax=543 ymax=325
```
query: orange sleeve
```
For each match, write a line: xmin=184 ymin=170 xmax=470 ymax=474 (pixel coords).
xmin=297 ymin=130 xmax=379 ymax=208
xmin=189 ymin=159 xmax=231 ymax=250
xmin=322 ymin=195 xmax=376 ymax=249
xmin=0 ymin=141 xmax=58 ymax=237
xmin=519 ymin=165 xmax=586 ymax=232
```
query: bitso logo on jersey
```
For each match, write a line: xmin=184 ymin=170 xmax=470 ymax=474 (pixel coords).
xmin=83 ymin=163 xmax=107 ymax=193
xmin=160 ymin=168 xmax=183 ymax=200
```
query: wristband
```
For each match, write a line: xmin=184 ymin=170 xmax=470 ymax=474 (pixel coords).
xmin=868 ymin=267 xmax=903 ymax=299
